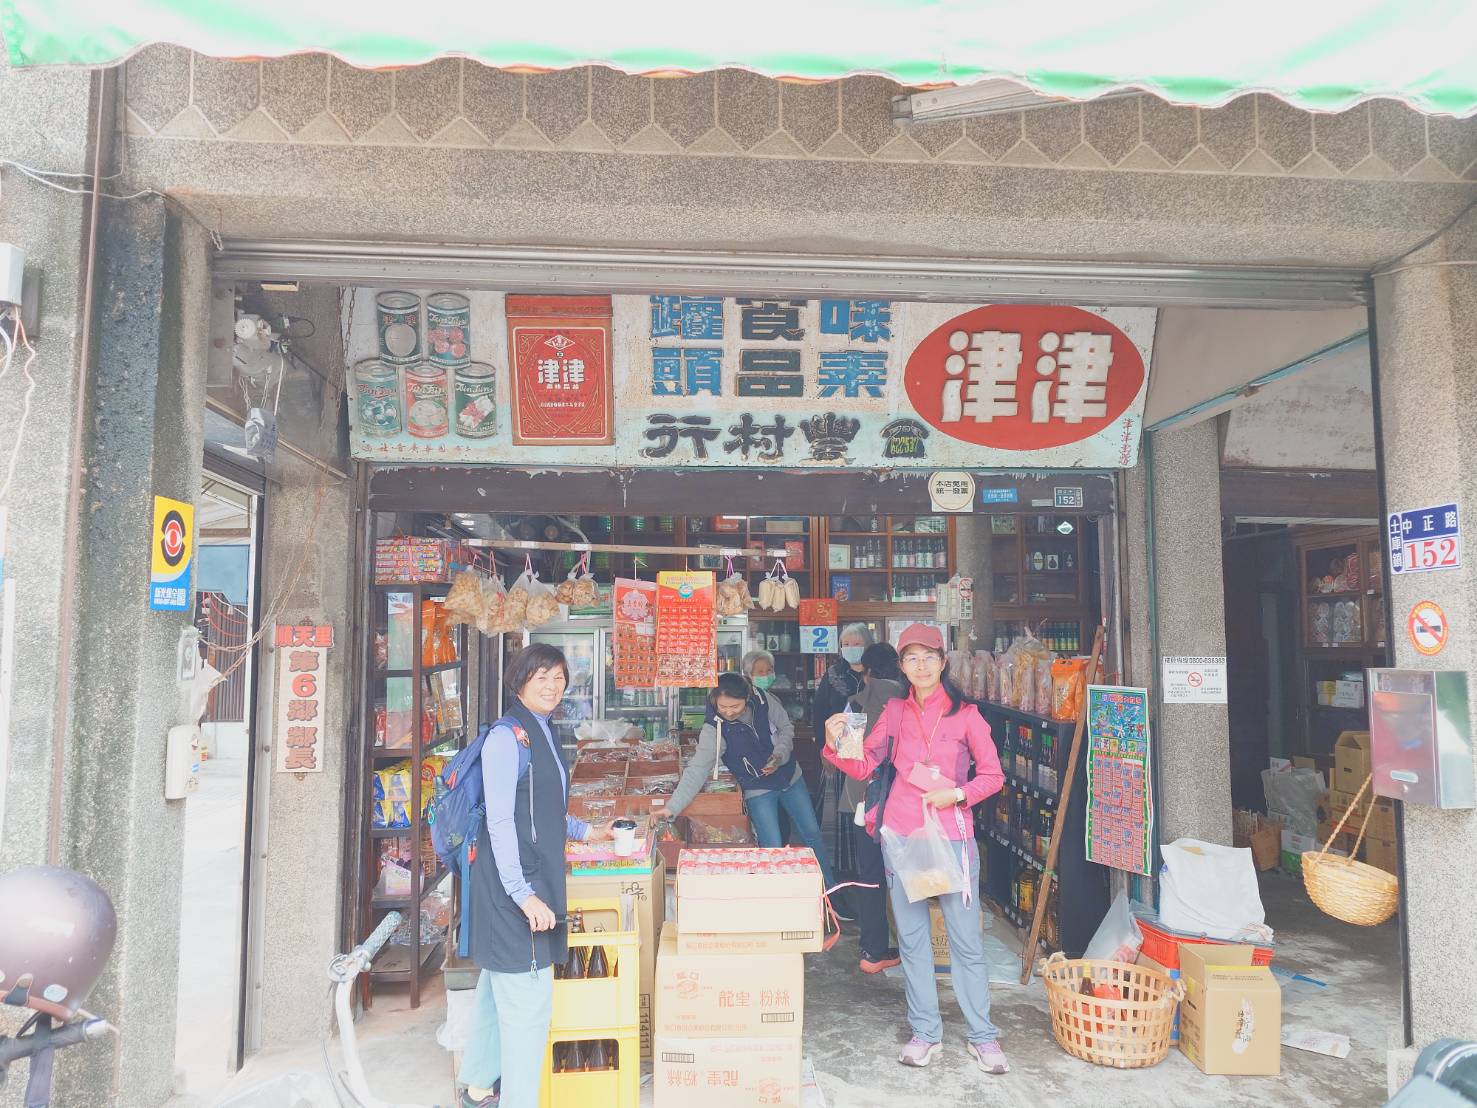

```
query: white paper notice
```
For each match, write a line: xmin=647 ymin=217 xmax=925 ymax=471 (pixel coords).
xmin=1161 ymin=656 xmax=1228 ymax=704
xmin=1281 ymin=1026 xmax=1351 ymax=1058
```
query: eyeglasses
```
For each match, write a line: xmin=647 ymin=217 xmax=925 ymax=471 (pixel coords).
xmin=900 ymin=653 xmax=944 ymax=668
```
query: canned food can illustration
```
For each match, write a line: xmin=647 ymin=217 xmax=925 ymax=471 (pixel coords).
xmin=426 ymin=292 xmax=471 ymax=367
xmin=404 ymin=363 xmax=449 ymax=438
xmin=453 ymin=361 xmax=497 ymax=438
xmin=376 ymin=290 xmax=422 ymax=365
xmin=354 ymin=359 xmax=402 ymax=437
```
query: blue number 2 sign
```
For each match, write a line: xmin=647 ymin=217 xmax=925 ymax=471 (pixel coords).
xmin=801 ymin=624 xmax=836 ymax=655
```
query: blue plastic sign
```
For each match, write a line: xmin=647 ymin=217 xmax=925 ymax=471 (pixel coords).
xmin=1389 ymin=503 xmax=1461 ymax=575
xmin=801 ymin=625 xmax=837 ymax=654
xmin=981 ymin=488 xmax=1019 ymax=504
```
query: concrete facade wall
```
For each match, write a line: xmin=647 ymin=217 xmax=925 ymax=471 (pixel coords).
xmin=1146 ymin=422 xmax=1235 ymax=847
xmin=249 ymin=454 xmax=358 ymax=1049
xmin=1373 ymin=207 xmax=1477 ymax=1056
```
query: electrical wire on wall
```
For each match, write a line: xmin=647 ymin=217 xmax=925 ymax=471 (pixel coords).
xmin=0 ymin=306 xmax=38 ymax=506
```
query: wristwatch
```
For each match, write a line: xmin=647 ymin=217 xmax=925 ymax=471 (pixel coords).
xmin=954 ymin=787 xmax=966 ymax=805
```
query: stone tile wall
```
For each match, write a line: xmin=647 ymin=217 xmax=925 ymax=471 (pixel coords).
xmin=121 ymin=51 xmax=1477 ymax=183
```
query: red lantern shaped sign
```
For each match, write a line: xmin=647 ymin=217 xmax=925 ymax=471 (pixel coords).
xmin=904 ymin=305 xmax=1146 ymax=451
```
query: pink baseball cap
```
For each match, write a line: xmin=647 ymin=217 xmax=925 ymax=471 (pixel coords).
xmin=896 ymin=623 xmax=944 ymax=653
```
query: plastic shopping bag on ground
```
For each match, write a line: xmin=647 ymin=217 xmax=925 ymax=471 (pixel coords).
xmin=1159 ymin=838 xmax=1267 ymax=940
xmin=881 ymin=807 xmax=967 ymax=903
xmin=1082 ymin=890 xmax=1144 ymax=964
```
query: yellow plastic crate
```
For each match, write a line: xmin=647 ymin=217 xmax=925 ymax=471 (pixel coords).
xmin=551 ymin=896 xmax=641 ymax=1035
xmin=540 ymin=1029 xmax=639 ymax=1108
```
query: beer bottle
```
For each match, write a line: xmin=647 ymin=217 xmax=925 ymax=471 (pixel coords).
xmin=552 ymin=1042 xmax=569 ymax=1073
xmin=586 ymin=943 xmax=610 ymax=979
xmin=587 ymin=1039 xmax=609 ymax=1071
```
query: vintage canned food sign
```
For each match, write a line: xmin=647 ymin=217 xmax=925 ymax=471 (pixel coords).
xmin=354 ymin=360 xmax=402 ymax=437
xmin=376 ymin=290 xmax=422 ymax=365
xmin=346 ymin=292 xmax=1154 ymax=466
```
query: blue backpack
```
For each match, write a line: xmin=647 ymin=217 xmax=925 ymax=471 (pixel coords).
xmin=427 ymin=719 xmax=532 ymax=956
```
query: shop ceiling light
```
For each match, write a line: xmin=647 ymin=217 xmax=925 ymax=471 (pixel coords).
xmin=893 ymin=82 xmax=1139 ymax=123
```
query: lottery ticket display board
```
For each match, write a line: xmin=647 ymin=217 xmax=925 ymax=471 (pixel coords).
xmin=612 ymin=577 xmax=659 ymax=688
xmin=654 ymin=571 xmax=717 ymax=688
xmin=1084 ymin=684 xmax=1153 ymax=875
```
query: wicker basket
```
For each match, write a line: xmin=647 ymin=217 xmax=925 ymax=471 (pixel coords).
xmin=1301 ymin=773 xmax=1398 ymax=927
xmin=1037 ymin=953 xmax=1185 ymax=1069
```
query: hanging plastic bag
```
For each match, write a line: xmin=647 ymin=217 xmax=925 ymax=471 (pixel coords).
xmin=503 ymin=565 xmax=532 ymax=630
xmin=761 ymin=560 xmax=794 ymax=612
xmin=881 ymin=807 xmax=967 ymax=903
xmin=523 ymin=562 xmax=561 ymax=629
xmin=476 ymin=571 xmax=509 ymax=636
xmin=715 ymin=557 xmax=752 ymax=617
xmin=443 ymin=568 xmax=485 ymax=628
xmin=1082 ymin=890 xmax=1144 ymax=964
xmin=570 ymin=554 xmax=601 ymax=608
xmin=554 ymin=558 xmax=580 ymax=605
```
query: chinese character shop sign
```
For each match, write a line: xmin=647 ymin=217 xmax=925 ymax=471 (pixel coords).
xmin=275 ymin=624 xmax=333 ymax=773
xmin=904 ymin=304 xmax=1147 ymax=459
xmin=346 ymin=291 xmax=1154 ymax=468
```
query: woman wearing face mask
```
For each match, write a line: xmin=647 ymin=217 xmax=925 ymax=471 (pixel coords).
xmin=812 ymin=623 xmax=874 ymax=888
xmin=664 ymin=671 xmax=836 ymax=895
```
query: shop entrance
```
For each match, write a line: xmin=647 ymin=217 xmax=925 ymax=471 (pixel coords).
xmin=173 ymin=461 xmax=265 ymax=1098
xmin=356 ymin=468 xmax=1117 ymax=1011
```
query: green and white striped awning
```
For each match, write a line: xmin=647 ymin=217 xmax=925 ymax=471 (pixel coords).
xmin=3 ymin=0 xmax=1475 ymax=117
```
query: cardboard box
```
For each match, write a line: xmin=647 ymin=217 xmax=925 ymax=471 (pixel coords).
xmin=568 ymin=853 xmax=665 ymax=1058
xmin=1136 ymin=952 xmax=1181 ymax=1043
xmin=1279 ymin=830 xmax=1316 ymax=874
xmin=655 ymin=923 xmax=803 ymax=1038
xmin=1333 ymin=730 xmax=1372 ymax=792
xmin=674 ymin=929 xmax=822 ymax=956
xmin=675 ymin=852 xmax=822 ymax=937
xmin=1363 ymin=835 xmax=1398 ymax=874
xmin=1325 ymin=790 xmax=1396 ymax=841
xmin=682 ymin=789 xmax=746 ymax=816
xmin=654 ymin=1034 xmax=802 ymax=1108
xmin=1178 ymin=944 xmax=1281 ymax=1076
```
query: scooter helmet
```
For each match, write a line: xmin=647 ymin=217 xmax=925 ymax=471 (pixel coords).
xmin=0 ymin=865 xmax=117 ymax=1019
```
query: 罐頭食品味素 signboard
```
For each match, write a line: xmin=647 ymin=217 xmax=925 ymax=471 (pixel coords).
xmin=345 ymin=294 xmax=1155 ymax=469
xmin=1085 ymin=684 xmax=1153 ymax=876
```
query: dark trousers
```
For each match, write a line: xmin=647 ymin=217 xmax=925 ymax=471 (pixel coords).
xmin=852 ymin=821 xmax=891 ymax=957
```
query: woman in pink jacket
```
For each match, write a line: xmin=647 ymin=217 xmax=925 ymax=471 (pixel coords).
xmin=823 ymin=623 xmax=1008 ymax=1076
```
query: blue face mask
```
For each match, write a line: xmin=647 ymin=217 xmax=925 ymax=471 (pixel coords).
xmin=841 ymin=646 xmax=865 ymax=665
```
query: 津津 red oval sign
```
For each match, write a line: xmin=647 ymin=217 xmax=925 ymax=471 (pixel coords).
xmin=904 ymin=305 xmax=1145 ymax=451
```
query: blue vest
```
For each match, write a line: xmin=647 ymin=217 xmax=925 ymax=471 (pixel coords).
xmin=705 ymin=693 xmax=784 ymax=793
xmin=467 ymin=701 xmax=571 ymax=975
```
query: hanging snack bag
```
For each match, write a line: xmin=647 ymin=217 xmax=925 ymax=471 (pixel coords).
xmin=570 ymin=557 xmax=601 ymax=608
xmin=476 ymin=572 xmax=508 ymax=636
xmin=554 ymin=562 xmax=580 ymax=605
xmin=1050 ymin=657 xmax=1090 ymax=722
xmin=502 ymin=570 xmax=531 ymax=629
xmin=715 ymin=558 xmax=753 ymax=617
xmin=523 ymin=571 xmax=561 ymax=629
xmin=443 ymin=568 xmax=485 ymax=628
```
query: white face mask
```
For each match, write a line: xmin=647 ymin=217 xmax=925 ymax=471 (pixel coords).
xmin=841 ymin=646 xmax=864 ymax=664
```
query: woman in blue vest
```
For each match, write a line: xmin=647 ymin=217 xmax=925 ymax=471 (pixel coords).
xmin=459 ymin=642 xmax=609 ymax=1108
xmin=665 ymin=671 xmax=836 ymax=894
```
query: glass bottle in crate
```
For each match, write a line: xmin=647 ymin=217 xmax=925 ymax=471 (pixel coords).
xmin=1036 ymin=804 xmax=1054 ymax=859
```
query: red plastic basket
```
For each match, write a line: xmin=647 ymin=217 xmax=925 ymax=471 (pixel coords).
xmin=1135 ymin=914 xmax=1274 ymax=970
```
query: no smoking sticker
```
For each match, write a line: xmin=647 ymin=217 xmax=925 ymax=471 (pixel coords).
xmin=1408 ymin=600 xmax=1448 ymax=656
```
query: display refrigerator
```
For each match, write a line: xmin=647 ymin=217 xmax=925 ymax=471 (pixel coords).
xmin=505 ymin=618 xmax=750 ymax=751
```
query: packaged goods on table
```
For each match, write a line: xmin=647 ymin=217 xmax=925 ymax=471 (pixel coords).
xmin=570 ymin=775 xmax=627 ymax=798
xmin=675 ymin=847 xmax=823 ymax=956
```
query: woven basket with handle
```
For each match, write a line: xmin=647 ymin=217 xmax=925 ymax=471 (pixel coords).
xmin=1301 ymin=773 xmax=1398 ymax=927
xmin=1037 ymin=952 xmax=1185 ymax=1069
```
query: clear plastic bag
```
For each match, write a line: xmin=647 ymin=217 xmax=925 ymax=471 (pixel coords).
xmin=476 ymin=573 xmax=509 ymax=636
xmin=443 ymin=568 xmax=485 ymax=627
xmin=1082 ymin=889 xmax=1144 ymax=964
xmin=881 ymin=807 xmax=967 ymax=903
xmin=523 ymin=572 xmax=561 ymax=628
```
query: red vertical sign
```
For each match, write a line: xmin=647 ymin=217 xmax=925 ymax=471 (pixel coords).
xmin=506 ymin=294 xmax=614 ymax=445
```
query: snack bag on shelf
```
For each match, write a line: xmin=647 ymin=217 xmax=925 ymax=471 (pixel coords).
xmin=1050 ymin=658 xmax=1090 ymax=722
xmin=972 ymin=651 xmax=992 ymax=700
xmin=1035 ymin=657 xmax=1054 ymax=718
xmin=946 ymin=651 xmax=974 ymax=695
